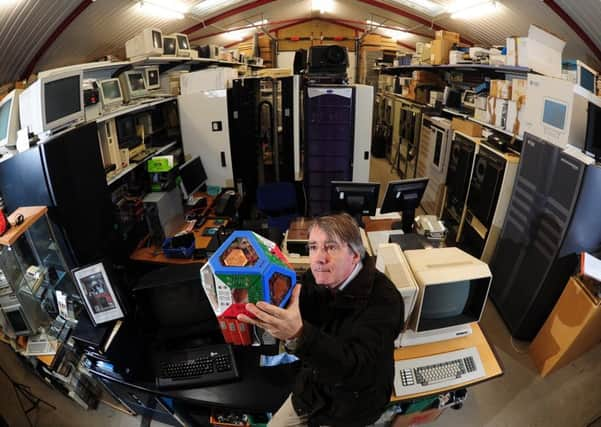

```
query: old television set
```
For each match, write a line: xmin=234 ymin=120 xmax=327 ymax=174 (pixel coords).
xmin=584 ymin=100 xmax=601 ymax=161
xmin=380 ymin=178 xmax=429 ymax=233
xmin=118 ymin=70 xmax=148 ymax=103
xmin=142 ymin=66 xmax=161 ymax=90
xmin=162 ymin=36 xmax=177 ymax=56
xmin=19 ymin=70 xmax=84 ymax=136
xmin=125 ymin=28 xmax=163 ymax=59
xmin=401 ymin=247 xmax=491 ymax=346
xmin=115 ymin=114 xmax=141 ymax=149
xmin=98 ymin=78 xmax=123 ymax=110
xmin=171 ymin=33 xmax=191 ymax=57
xmin=0 ymin=89 xmax=22 ymax=147
xmin=179 ymin=156 xmax=208 ymax=203
xmin=330 ymin=181 xmax=380 ymax=225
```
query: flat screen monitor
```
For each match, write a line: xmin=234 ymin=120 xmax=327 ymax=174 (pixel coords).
xmin=98 ymin=78 xmax=123 ymax=109
xmin=144 ymin=67 xmax=160 ymax=90
xmin=380 ymin=178 xmax=429 ymax=233
xmin=542 ymin=98 xmax=567 ymax=131
xmin=330 ymin=181 xmax=380 ymax=224
xmin=179 ymin=156 xmax=208 ymax=200
xmin=584 ymin=101 xmax=601 ymax=161
xmin=163 ymin=36 xmax=177 ymax=56
xmin=0 ymin=89 xmax=21 ymax=147
xmin=402 ymin=247 xmax=491 ymax=346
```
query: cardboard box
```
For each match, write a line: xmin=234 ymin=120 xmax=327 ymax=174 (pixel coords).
xmin=490 ymin=79 xmax=512 ymax=99
xmin=451 ymin=117 xmax=482 ymax=137
xmin=511 ymin=78 xmax=528 ymax=102
xmin=474 ymin=95 xmax=488 ymax=111
xmin=392 ymin=408 xmax=444 ymax=427
xmin=474 ymin=108 xmax=491 ymax=124
xmin=430 ymin=39 xmax=454 ymax=65
xmin=412 ymin=70 xmax=439 ymax=82
xmin=435 ymin=30 xmax=460 ymax=43
xmin=416 ymin=42 xmax=431 ymax=63
xmin=505 ymin=99 xmax=524 ymax=136
xmin=506 ymin=25 xmax=565 ymax=77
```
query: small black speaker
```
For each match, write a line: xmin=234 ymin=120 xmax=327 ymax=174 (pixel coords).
xmin=446 ymin=135 xmax=475 ymax=217
xmin=307 ymin=45 xmax=349 ymax=74
xmin=293 ymin=49 xmax=307 ymax=74
xmin=467 ymin=149 xmax=505 ymax=226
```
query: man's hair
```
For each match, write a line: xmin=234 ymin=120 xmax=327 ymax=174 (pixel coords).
xmin=309 ymin=213 xmax=366 ymax=259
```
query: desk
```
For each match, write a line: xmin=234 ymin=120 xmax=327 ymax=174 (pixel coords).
xmin=392 ymin=323 xmax=503 ymax=401
xmin=129 ymin=194 xmax=229 ymax=265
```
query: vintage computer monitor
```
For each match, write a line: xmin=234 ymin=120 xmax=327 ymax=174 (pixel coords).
xmin=19 ymin=70 xmax=84 ymax=136
xmin=125 ymin=28 xmax=163 ymax=59
xmin=162 ymin=36 xmax=177 ymax=56
xmin=179 ymin=156 xmax=208 ymax=203
xmin=330 ymin=181 xmax=380 ymax=225
xmin=118 ymin=70 xmax=148 ymax=103
xmin=98 ymin=78 xmax=123 ymax=110
xmin=380 ymin=177 xmax=429 ymax=233
xmin=0 ymin=89 xmax=22 ymax=147
xmin=142 ymin=66 xmax=161 ymax=90
xmin=170 ymin=33 xmax=192 ymax=57
xmin=401 ymin=247 xmax=491 ymax=346
xmin=133 ymin=264 xmax=220 ymax=341
xmin=584 ymin=100 xmax=601 ymax=161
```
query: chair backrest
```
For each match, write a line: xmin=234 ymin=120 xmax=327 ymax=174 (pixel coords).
xmin=256 ymin=182 xmax=298 ymax=232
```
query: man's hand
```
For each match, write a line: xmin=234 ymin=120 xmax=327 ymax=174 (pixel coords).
xmin=237 ymin=284 xmax=303 ymax=341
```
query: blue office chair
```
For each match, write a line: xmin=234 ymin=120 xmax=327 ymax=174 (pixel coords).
xmin=256 ymin=182 xmax=299 ymax=234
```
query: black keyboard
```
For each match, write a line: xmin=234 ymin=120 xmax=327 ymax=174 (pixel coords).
xmin=155 ymin=343 xmax=240 ymax=389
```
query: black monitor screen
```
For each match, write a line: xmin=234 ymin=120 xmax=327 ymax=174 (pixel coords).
xmin=380 ymin=178 xmax=428 ymax=232
xmin=177 ymin=35 xmax=189 ymax=50
xmin=128 ymin=73 xmax=146 ymax=92
xmin=179 ymin=156 xmax=208 ymax=198
xmin=580 ymin=66 xmax=596 ymax=92
xmin=6 ymin=309 xmax=29 ymax=334
xmin=115 ymin=115 xmax=140 ymax=148
xmin=585 ymin=102 xmax=601 ymax=160
xmin=164 ymin=38 xmax=176 ymax=55
xmin=418 ymin=277 xmax=489 ymax=332
xmin=44 ymin=75 xmax=81 ymax=123
xmin=330 ymin=181 xmax=380 ymax=219
xmin=147 ymin=69 xmax=159 ymax=86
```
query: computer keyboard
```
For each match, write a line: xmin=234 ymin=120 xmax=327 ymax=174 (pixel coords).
xmin=394 ymin=347 xmax=485 ymax=397
xmin=130 ymin=146 xmax=159 ymax=163
xmin=155 ymin=343 xmax=240 ymax=389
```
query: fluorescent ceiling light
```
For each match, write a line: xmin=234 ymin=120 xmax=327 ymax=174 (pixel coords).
xmin=312 ymin=0 xmax=335 ymax=14
xmin=448 ymin=0 xmax=500 ymax=19
xmin=193 ymin=0 xmax=241 ymax=14
xmin=253 ymin=19 xmax=269 ymax=26
xmin=137 ymin=0 xmax=188 ymax=19
xmin=391 ymin=0 xmax=445 ymax=16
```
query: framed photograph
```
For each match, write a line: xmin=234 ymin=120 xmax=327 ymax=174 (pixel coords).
xmin=72 ymin=262 xmax=124 ymax=326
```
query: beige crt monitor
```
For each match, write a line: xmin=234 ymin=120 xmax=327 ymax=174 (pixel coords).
xmin=375 ymin=243 xmax=418 ymax=347
xmin=402 ymin=247 xmax=492 ymax=347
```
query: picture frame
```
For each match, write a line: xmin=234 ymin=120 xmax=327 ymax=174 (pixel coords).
xmin=72 ymin=262 xmax=125 ymax=326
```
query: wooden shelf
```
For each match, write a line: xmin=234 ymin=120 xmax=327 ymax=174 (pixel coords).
xmin=106 ymin=141 xmax=178 ymax=186
xmin=96 ymin=97 xmax=176 ymax=123
xmin=0 ymin=207 xmax=47 ymax=246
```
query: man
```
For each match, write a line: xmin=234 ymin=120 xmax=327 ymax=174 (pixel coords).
xmin=238 ymin=213 xmax=403 ymax=427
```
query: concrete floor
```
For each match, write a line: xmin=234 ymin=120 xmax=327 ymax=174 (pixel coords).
xmin=1 ymin=157 xmax=600 ymax=426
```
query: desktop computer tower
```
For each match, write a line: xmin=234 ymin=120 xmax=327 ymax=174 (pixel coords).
xmin=143 ymin=189 xmax=184 ymax=245
xmin=445 ymin=133 xmax=477 ymax=223
xmin=489 ymin=133 xmax=601 ymax=340
xmin=466 ymin=147 xmax=506 ymax=227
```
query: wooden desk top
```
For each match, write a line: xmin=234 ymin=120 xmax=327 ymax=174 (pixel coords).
xmin=129 ymin=193 xmax=228 ymax=265
xmin=392 ymin=323 xmax=503 ymax=401
xmin=0 ymin=206 xmax=47 ymax=246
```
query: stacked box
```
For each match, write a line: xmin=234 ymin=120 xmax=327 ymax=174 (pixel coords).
xmin=201 ymin=231 xmax=296 ymax=319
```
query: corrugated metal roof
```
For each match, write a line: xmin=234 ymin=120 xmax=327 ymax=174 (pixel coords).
xmin=0 ymin=0 xmax=82 ymax=84
xmin=1 ymin=0 xmax=600 ymax=85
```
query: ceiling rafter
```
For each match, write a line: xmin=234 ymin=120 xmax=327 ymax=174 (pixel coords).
xmin=183 ymin=0 xmax=277 ymax=35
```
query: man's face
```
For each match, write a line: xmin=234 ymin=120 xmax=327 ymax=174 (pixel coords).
xmin=308 ymin=226 xmax=359 ymax=289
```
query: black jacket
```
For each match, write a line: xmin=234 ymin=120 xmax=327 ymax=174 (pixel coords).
xmin=290 ymin=256 xmax=404 ymax=427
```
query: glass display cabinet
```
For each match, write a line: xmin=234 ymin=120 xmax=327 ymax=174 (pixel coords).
xmin=0 ymin=206 xmax=75 ymax=337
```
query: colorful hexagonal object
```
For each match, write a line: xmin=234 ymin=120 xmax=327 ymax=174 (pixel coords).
xmin=200 ymin=231 xmax=296 ymax=318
